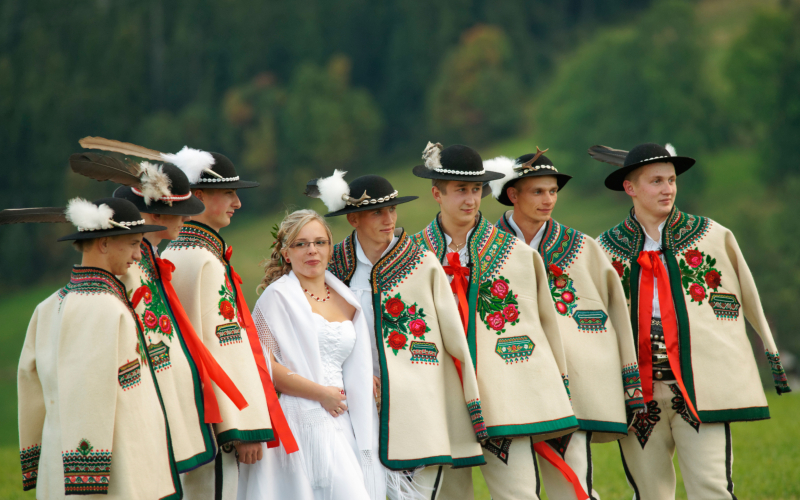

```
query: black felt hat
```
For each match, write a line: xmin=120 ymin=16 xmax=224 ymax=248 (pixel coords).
xmin=412 ymin=142 xmax=504 ymax=182
xmin=485 ymin=148 xmax=573 ymax=206
xmin=57 ymin=197 xmax=166 ymax=241
xmin=158 ymin=147 xmax=259 ymax=190
xmin=592 ymin=143 xmax=695 ymax=191
xmin=112 ymin=163 xmax=205 ymax=216
xmin=305 ymin=172 xmax=418 ymax=217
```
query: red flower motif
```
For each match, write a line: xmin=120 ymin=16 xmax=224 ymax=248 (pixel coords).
xmin=554 ymin=276 xmax=568 ymax=289
xmin=144 ymin=310 xmax=158 ymax=329
xmin=490 ymin=279 xmax=510 ymax=299
xmin=549 ymin=264 xmax=563 ymax=277
xmin=388 ymin=331 xmax=407 ymax=350
xmin=385 ymin=298 xmax=405 ymax=317
xmin=409 ymin=319 xmax=427 ymax=337
xmin=684 ymin=249 xmax=704 ymax=268
xmin=486 ymin=311 xmax=506 ymax=331
xmin=612 ymin=260 xmax=625 ymax=278
xmin=689 ymin=283 xmax=706 ymax=302
xmin=220 ymin=300 xmax=236 ymax=320
xmin=159 ymin=315 xmax=172 ymax=335
xmin=142 ymin=287 xmax=153 ymax=304
xmin=408 ymin=305 xmax=417 ymax=315
xmin=561 ymin=291 xmax=575 ymax=303
xmin=704 ymin=270 xmax=721 ymax=290
xmin=555 ymin=302 xmax=568 ymax=315
xmin=502 ymin=304 xmax=519 ymax=322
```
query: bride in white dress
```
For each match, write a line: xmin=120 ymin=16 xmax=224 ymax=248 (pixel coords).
xmin=239 ymin=209 xmax=386 ymax=500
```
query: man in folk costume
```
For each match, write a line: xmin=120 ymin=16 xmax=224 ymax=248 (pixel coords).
xmin=411 ymin=143 xmax=586 ymax=500
xmin=305 ymin=171 xmax=488 ymax=498
xmin=484 ymin=149 xmax=645 ymax=500
xmin=13 ymin=197 xmax=184 ymax=498
xmin=69 ymin=152 xmax=251 ymax=474
xmin=591 ymin=142 xmax=791 ymax=499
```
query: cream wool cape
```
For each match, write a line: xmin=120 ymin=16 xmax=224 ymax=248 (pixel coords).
xmin=119 ymin=238 xmax=215 ymax=472
xmin=18 ymin=266 xmax=181 ymax=499
xmin=598 ymin=206 xmax=791 ymax=424
xmin=328 ymin=229 xmax=487 ymax=470
xmin=162 ymin=221 xmax=272 ymax=443
xmin=497 ymin=213 xmax=645 ymax=441
xmin=412 ymin=213 xmax=577 ymax=441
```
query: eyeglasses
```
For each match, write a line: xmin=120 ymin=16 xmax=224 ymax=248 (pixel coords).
xmin=289 ymin=239 xmax=330 ymax=249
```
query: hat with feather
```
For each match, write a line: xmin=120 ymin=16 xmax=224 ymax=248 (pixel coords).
xmin=485 ymin=147 xmax=572 ymax=206
xmin=78 ymin=137 xmax=259 ymax=190
xmin=412 ymin=142 xmax=504 ymax=182
xmin=588 ymin=142 xmax=695 ymax=191
xmin=69 ymin=152 xmax=205 ymax=216
xmin=305 ymin=171 xmax=418 ymax=217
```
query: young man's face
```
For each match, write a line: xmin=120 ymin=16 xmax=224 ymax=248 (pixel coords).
xmin=624 ymin=162 xmax=677 ymax=219
xmin=507 ymin=176 xmax=558 ymax=224
xmin=146 ymin=213 xmax=190 ymax=241
xmin=432 ymin=181 xmax=483 ymax=226
xmin=193 ymin=188 xmax=241 ymax=231
xmin=346 ymin=205 xmax=397 ymax=247
xmin=104 ymin=234 xmax=144 ymax=275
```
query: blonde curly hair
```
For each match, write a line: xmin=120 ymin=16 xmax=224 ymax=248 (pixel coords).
xmin=257 ymin=209 xmax=334 ymax=293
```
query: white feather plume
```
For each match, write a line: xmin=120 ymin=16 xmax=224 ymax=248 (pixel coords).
xmin=316 ymin=169 xmax=350 ymax=212
xmin=422 ymin=141 xmax=443 ymax=170
xmin=160 ymin=146 xmax=215 ymax=184
xmin=484 ymin=156 xmax=517 ymax=199
xmin=65 ymin=198 xmax=114 ymax=231
xmin=665 ymin=143 xmax=677 ymax=156
xmin=139 ymin=162 xmax=173 ymax=205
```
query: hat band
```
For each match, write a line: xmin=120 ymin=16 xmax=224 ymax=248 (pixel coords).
xmin=347 ymin=190 xmax=399 ymax=207
xmin=198 ymin=176 xmax=240 ymax=183
xmin=433 ymin=167 xmax=486 ymax=175
xmin=515 ymin=164 xmax=559 ymax=176
xmin=131 ymin=187 xmax=192 ymax=202
xmin=636 ymin=155 xmax=671 ymax=164
xmin=77 ymin=219 xmax=145 ymax=232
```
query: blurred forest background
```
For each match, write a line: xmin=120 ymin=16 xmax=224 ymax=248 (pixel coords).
xmin=2 ymin=0 xmax=800 ymax=497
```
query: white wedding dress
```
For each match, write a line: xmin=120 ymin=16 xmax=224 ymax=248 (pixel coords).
xmin=238 ymin=313 xmax=384 ymax=500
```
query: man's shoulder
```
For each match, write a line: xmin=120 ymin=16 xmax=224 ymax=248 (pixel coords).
xmin=665 ymin=209 xmax=719 ymax=253
xmin=597 ymin=215 xmax=638 ymax=260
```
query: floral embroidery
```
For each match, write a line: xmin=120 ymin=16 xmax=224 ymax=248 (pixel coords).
xmin=138 ymin=280 xmax=176 ymax=342
xmin=612 ymin=259 xmax=632 ymax=300
xmin=632 ymin=400 xmax=661 ymax=449
xmin=218 ymin=277 xmax=238 ymax=322
xmin=20 ymin=444 xmax=40 ymax=491
xmin=477 ymin=276 xmax=520 ymax=334
xmin=668 ymin=384 xmax=699 ymax=432
xmin=549 ymin=264 xmax=578 ymax=316
xmin=678 ymin=247 xmax=721 ymax=306
xmin=381 ymin=294 xmax=430 ymax=355
xmin=62 ymin=439 xmax=111 ymax=495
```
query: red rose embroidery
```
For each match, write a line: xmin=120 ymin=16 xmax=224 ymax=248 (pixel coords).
xmin=554 ymin=276 xmax=568 ymax=289
xmin=409 ymin=319 xmax=427 ymax=337
xmin=689 ymin=283 xmax=706 ymax=302
xmin=549 ymin=264 xmax=563 ymax=277
xmin=502 ymin=304 xmax=519 ymax=322
xmin=142 ymin=287 xmax=153 ymax=304
xmin=144 ymin=310 xmax=158 ymax=329
xmin=486 ymin=311 xmax=506 ymax=331
xmin=220 ymin=300 xmax=236 ymax=320
xmin=385 ymin=298 xmax=405 ymax=317
xmin=555 ymin=302 xmax=568 ymax=315
xmin=159 ymin=315 xmax=172 ymax=335
xmin=490 ymin=279 xmax=510 ymax=299
xmin=388 ymin=331 xmax=407 ymax=350
xmin=704 ymin=270 xmax=721 ymax=290
xmin=612 ymin=260 xmax=625 ymax=278
xmin=684 ymin=249 xmax=703 ymax=268
xmin=408 ymin=305 xmax=416 ymax=315
xmin=561 ymin=291 xmax=575 ymax=303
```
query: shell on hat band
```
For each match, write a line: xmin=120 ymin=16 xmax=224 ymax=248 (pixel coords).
xmin=342 ymin=190 xmax=399 ymax=207
xmin=197 ymin=175 xmax=238 ymax=183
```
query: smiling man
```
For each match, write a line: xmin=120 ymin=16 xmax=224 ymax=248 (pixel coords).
xmin=411 ymin=143 xmax=580 ymax=500
xmin=593 ymin=143 xmax=791 ymax=499
xmin=486 ymin=150 xmax=643 ymax=500
xmin=306 ymin=172 xmax=486 ymax=499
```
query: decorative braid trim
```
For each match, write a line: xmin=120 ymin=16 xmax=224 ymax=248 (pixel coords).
xmin=412 ymin=218 xmax=447 ymax=262
xmin=62 ymin=440 xmax=111 ymax=495
xmin=373 ymin=232 xmax=425 ymax=294
xmin=540 ymin=219 xmax=584 ymax=271
xmin=495 ymin=213 xmax=514 ymax=235
xmin=766 ymin=351 xmax=791 ymax=394
xmin=467 ymin=399 xmax=489 ymax=440
xmin=166 ymin=221 xmax=226 ymax=263
xmin=63 ymin=267 xmax=130 ymax=307
xmin=328 ymin=232 xmax=357 ymax=284
xmin=623 ymin=363 xmax=645 ymax=410
xmin=474 ymin=217 xmax=515 ymax=283
xmin=20 ymin=444 xmax=41 ymax=491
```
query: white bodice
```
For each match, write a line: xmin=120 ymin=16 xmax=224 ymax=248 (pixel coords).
xmin=314 ymin=314 xmax=356 ymax=389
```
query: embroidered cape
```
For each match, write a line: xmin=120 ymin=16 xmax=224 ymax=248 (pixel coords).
xmin=412 ymin=213 xmax=578 ymax=441
xmin=329 ymin=229 xmax=486 ymax=470
xmin=119 ymin=239 xmax=215 ymax=472
xmin=18 ymin=267 xmax=182 ymax=498
xmin=163 ymin=222 xmax=273 ymax=445
xmin=497 ymin=212 xmax=645 ymax=440
xmin=598 ymin=207 xmax=791 ymax=424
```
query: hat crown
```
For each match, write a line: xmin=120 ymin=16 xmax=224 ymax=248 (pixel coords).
xmin=440 ymin=145 xmax=484 ymax=174
xmin=161 ymin=163 xmax=191 ymax=195
xmin=348 ymin=175 xmax=396 ymax=201
xmin=200 ymin=153 xmax=238 ymax=181
xmin=624 ymin=143 xmax=672 ymax=168
xmin=97 ymin=197 xmax=143 ymax=224
xmin=515 ymin=153 xmax=554 ymax=169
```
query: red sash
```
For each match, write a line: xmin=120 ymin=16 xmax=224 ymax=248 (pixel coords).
xmin=532 ymin=442 xmax=590 ymax=500
xmin=443 ymin=252 xmax=470 ymax=382
xmin=225 ymin=246 xmax=299 ymax=453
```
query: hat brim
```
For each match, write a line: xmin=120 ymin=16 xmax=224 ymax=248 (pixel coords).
xmin=57 ymin=224 xmax=167 ymax=241
xmin=412 ymin=165 xmax=505 ymax=183
xmin=324 ymin=196 xmax=418 ymax=217
xmin=604 ymin=157 xmax=695 ymax=191
xmin=190 ymin=180 xmax=260 ymax=190
xmin=114 ymin=187 xmax=206 ymax=216
xmin=496 ymin=172 xmax=573 ymax=206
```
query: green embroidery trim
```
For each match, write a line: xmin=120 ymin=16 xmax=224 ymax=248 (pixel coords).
xmin=539 ymin=219 xmax=584 ymax=271
xmin=622 ymin=363 xmax=644 ymax=410
xmin=63 ymin=266 xmax=129 ymax=306
xmin=20 ymin=444 xmax=40 ymax=491
xmin=63 ymin=439 xmax=111 ymax=495
xmin=766 ymin=351 xmax=791 ymax=394
xmin=328 ymin=232 xmax=357 ymax=285
xmin=495 ymin=336 xmax=534 ymax=364
xmin=216 ymin=428 xmax=275 ymax=446
xmin=166 ymin=221 xmax=226 ymax=264
xmin=486 ymin=416 xmax=579 ymax=439
xmin=575 ymin=419 xmax=629 ymax=435
xmin=467 ymin=399 xmax=489 ymax=440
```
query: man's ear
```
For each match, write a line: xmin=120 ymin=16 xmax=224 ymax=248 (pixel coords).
xmin=431 ymin=185 xmax=442 ymax=204
xmin=346 ymin=212 xmax=359 ymax=229
xmin=97 ymin=237 xmax=110 ymax=254
xmin=623 ymin=180 xmax=636 ymax=197
xmin=193 ymin=189 xmax=205 ymax=202
xmin=507 ymin=186 xmax=518 ymax=204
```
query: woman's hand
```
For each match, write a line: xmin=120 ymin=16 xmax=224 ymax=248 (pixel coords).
xmin=319 ymin=386 xmax=347 ymax=418
xmin=373 ymin=376 xmax=381 ymax=398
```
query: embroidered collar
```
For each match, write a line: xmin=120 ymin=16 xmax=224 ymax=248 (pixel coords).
xmin=167 ymin=221 xmax=227 ymax=263
xmin=329 ymin=231 xmax=358 ymax=285
xmin=137 ymin=238 xmax=160 ymax=282
xmin=61 ymin=266 xmax=131 ymax=308
xmin=371 ymin=230 xmax=425 ymax=294
xmin=537 ymin=219 xmax=584 ymax=271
